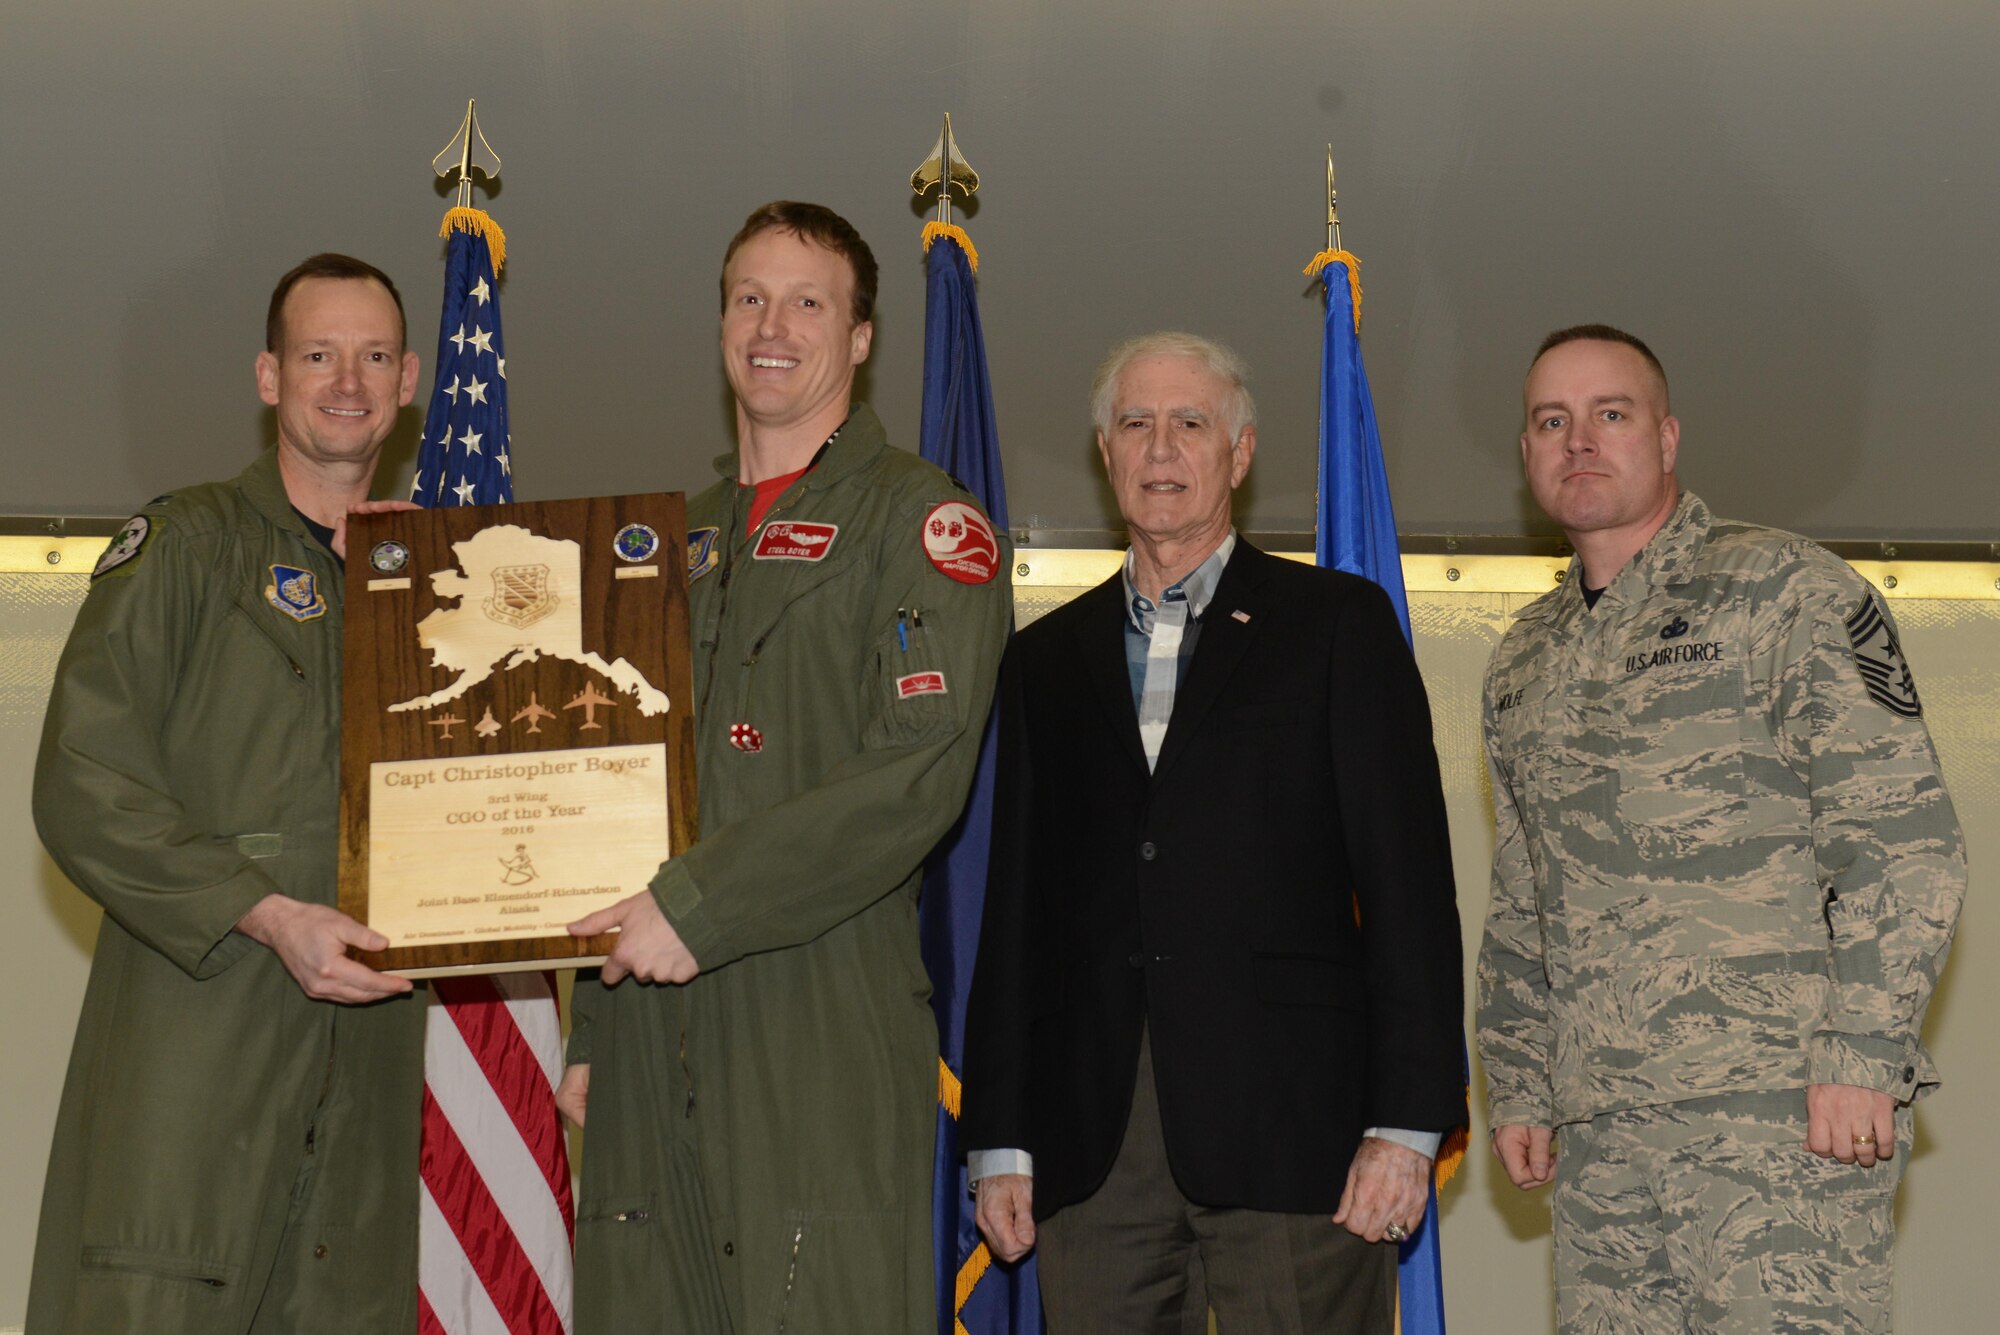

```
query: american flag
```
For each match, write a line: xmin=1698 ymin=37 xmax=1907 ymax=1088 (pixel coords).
xmin=412 ymin=206 xmax=575 ymax=1335
xmin=412 ymin=212 xmax=513 ymax=508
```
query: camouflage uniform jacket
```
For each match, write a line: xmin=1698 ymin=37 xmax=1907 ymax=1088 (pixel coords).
xmin=1476 ymin=491 xmax=1964 ymax=1129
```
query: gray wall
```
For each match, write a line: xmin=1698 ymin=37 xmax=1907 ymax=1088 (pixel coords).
xmin=4 ymin=1 xmax=1996 ymax=539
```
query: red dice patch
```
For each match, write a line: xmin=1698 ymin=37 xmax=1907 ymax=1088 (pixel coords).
xmin=922 ymin=502 xmax=998 ymax=584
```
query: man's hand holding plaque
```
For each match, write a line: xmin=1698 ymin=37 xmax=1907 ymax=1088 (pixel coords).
xmin=567 ymin=890 xmax=701 ymax=985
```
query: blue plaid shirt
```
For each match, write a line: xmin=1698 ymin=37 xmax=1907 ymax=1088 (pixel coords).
xmin=1124 ymin=533 xmax=1236 ymax=770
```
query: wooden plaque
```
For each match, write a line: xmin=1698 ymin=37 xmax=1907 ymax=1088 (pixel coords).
xmin=338 ymin=494 xmax=698 ymax=976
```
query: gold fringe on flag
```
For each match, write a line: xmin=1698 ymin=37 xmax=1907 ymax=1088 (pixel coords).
xmin=941 ymin=1063 xmax=990 ymax=1328
xmin=954 ymin=1241 xmax=994 ymax=1329
xmin=1435 ymin=1125 xmax=1469 ymax=1188
xmin=939 ymin=1056 xmax=963 ymax=1119
xmin=1303 ymin=248 xmax=1363 ymax=334
xmin=440 ymin=206 xmax=507 ymax=274
xmin=922 ymin=221 xmax=980 ymax=273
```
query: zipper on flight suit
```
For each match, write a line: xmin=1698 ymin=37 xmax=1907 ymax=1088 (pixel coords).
xmin=687 ymin=451 xmax=833 ymax=1123
xmin=776 ymin=1222 xmax=806 ymax=1331
xmin=230 ymin=601 xmax=312 ymax=684
xmin=698 ymin=481 xmax=802 ymax=714
xmin=681 ymin=1029 xmax=695 ymax=1118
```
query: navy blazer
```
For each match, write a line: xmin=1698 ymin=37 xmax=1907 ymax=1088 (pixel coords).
xmin=961 ymin=539 xmax=1466 ymax=1216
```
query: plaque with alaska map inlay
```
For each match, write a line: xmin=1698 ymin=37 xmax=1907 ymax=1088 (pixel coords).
xmin=338 ymin=494 xmax=698 ymax=976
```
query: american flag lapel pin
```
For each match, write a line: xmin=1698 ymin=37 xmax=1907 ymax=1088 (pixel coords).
xmin=1230 ymin=610 xmax=1251 ymax=624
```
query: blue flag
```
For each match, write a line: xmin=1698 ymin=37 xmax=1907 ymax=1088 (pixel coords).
xmin=915 ymin=224 xmax=1041 ymax=1335
xmin=1313 ymin=254 xmax=1410 ymax=643
xmin=1311 ymin=249 xmax=1455 ymax=1333
xmin=413 ymin=209 xmax=512 ymax=508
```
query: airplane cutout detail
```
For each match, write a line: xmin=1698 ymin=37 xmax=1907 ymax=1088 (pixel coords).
xmin=566 ymin=683 xmax=617 ymax=730
xmin=512 ymin=693 xmax=555 ymax=734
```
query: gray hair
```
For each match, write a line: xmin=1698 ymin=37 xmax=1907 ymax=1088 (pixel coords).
xmin=1090 ymin=331 xmax=1256 ymax=441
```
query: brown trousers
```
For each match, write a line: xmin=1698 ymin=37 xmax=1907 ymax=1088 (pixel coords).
xmin=1036 ymin=1029 xmax=1393 ymax=1334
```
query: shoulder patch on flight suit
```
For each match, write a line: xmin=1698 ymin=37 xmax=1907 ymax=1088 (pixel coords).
xmin=265 ymin=564 xmax=328 ymax=622
xmin=687 ymin=526 xmax=720 ymax=580
xmin=1844 ymin=591 xmax=1922 ymax=718
xmin=92 ymin=515 xmax=153 ymax=578
xmin=921 ymin=501 xmax=998 ymax=584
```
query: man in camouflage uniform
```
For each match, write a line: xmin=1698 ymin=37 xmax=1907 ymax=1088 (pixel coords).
xmin=1476 ymin=325 xmax=1964 ymax=1334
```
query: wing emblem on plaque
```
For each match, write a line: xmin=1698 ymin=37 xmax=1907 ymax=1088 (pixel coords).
xmin=484 ymin=563 xmax=557 ymax=628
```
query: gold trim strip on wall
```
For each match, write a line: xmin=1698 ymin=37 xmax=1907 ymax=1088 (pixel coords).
xmin=10 ymin=537 xmax=1996 ymax=601
xmin=0 ymin=536 xmax=110 ymax=574
xmin=1843 ymin=561 xmax=2000 ymax=601
xmin=1011 ymin=549 xmax=2000 ymax=601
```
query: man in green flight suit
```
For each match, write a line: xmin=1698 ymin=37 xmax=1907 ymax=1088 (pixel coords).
xmin=28 ymin=254 xmax=429 ymax=1334
xmin=559 ymin=202 xmax=1011 ymax=1332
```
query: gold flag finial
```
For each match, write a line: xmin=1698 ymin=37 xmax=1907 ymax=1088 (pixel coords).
xmin=1326 ymin=144 xmax=1342 ymax=254
xmin=1304 ymin=147 xmax=1360 ymax=332
xmin=911 ymin=113 xmax=980 ymax=229
xmin=433 ymin=99 xmax=502 ymax=210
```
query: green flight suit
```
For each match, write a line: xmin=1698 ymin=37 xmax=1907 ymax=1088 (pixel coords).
xmin=27 ymin=450 xmax=424 ymax=1335
xmin=569 ymin=406 xmax=1010 ymax=1333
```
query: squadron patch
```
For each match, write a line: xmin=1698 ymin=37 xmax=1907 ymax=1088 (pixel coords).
xmin=922 ymin=501 xmax=999 ymax=584
xmin=687 ymin=526 xmax=720 ymax=580
xmin=1845 ymin=592 xmax=1922 ymax=718
xmin=265 ymin=564 xmax=327 ymax=622
xmin=753 ymin=521 xmax=839 ymax=561
xmin=93 ymin=516 xmax=152 ymax=578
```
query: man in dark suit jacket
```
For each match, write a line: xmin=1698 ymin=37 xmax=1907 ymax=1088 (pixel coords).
xmin=962 ymin=332 xmax=1465 ymax=1332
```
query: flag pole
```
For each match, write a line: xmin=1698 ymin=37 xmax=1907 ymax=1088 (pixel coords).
xmin=1306 ymin=151 xmax=1457 ymax=1333
xmin=413 ymin=100 xmax=573 ymax=1335
xmin=940 ymin=115 xmax=955 ymax=228
xmin=911 ymin=114 xmax=1039 ymax=1335
xmin=911 ymin=112 xmax=981 ymax=243
xmin=434 ymin=98 xmax=502 ymax=209
xmin=1326 ymin=144 xmax=1342 ymax=255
